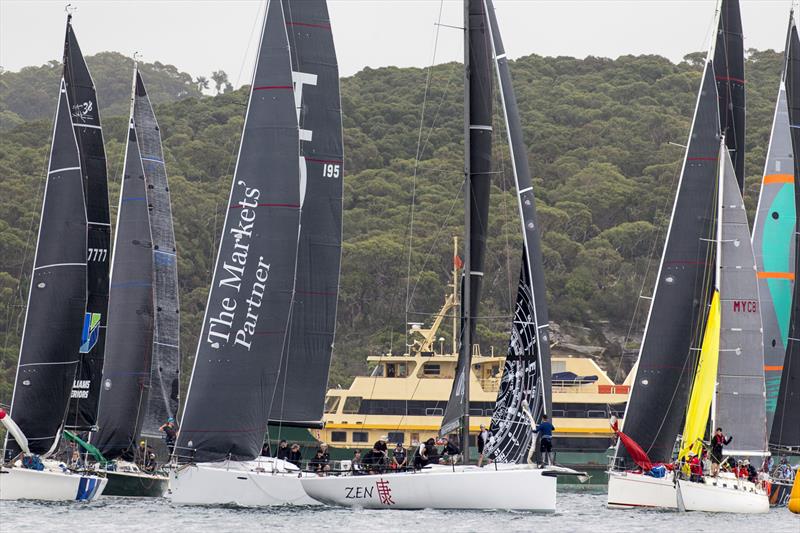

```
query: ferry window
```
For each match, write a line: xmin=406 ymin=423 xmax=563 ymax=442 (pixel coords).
xmin=387 ymin=431 xmax=404 ymax=445
xmin=370 ymin=364 xmax=384 ymax=377
xmin=425 ymin=407 xmax=443 ymax=416
xmin=410 ymin=433 xmax=420 ymax=446
xmin=587 ymin=410 xmax=607 ymax=419
xmin=330 ymin=431 xmax=347 ymax=443
xmin=491 ymin=365 xmax=500 ymax=377
xmin=387 ymin=364 xmax=396 ymax=377
xmin=423 ymin=363 xmax=441 ymax=376
xmin=469 ymin=408 xmax=483 ymax=416
xmin=324 ymin=396 xmax=340 ymax=414
xmin=398 ymin=363 xmax=408 ymax=377
xmin=352 ymin=431 xmax=369 ymax=443
xmin=551 ymin=409 xmax=565 ymax=418
xmin=342 ymin=396 xmax=362 ymax=414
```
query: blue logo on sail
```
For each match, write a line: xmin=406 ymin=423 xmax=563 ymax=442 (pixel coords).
xmin=80 ymin=312 xmax=101 ymax=353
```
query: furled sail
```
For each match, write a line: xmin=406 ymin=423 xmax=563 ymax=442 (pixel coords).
xmin=618 ymin=62 xmax=720 ymax=463
xmin=440 ymin=0 xmax=493 ymax=437
xmin=482 ymin=0 xmax=552 ymax=464
xmin=271 ymin=0 xmax=343 ymax=427
xmin=713 ymin=0 xmax=745 ymax=191
xmin=772 ymin=17 xmax=800 ymax=452
xmin=63 ymin=17 xmax=111 ymax=430
xmin=753 ymin=13 xmax=796 ymax=433
xmin=93 ymin=102 xmax=155 ymax=459
xmin=715 ymin=143 xmax=767 ymax=457
xmin=134 ymin=70 xmax=181 ymax=436
xmin=176 ymin=0 xmax=301 ymax=463
xmin=6 ymin=79 xmax=87 ymax=456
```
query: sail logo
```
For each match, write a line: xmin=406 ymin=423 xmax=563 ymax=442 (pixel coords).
xmin=79 ymin=312 xmax=101 ymax=353
xmin=206 ymin=181 xmax=270 ymax=351
xmin=71 ymin=100 xmax=94 ymax=122
xmin=70 ymin=379 xmax=91 ymax=399
xmin=292 ymin=71 xmax=317 ymax=142
xmin=732 ymin=300 xmax=758 ymax=313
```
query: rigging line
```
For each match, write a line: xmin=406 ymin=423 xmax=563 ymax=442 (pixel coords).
xmin=404 ymin=0 xmax=447 ymax=350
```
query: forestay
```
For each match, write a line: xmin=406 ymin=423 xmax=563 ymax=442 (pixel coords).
xmin=176 ymin=0 xmax=301 ymax=463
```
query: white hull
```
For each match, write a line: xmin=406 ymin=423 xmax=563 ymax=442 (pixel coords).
xmin=607 ymin=471 xmax=769 ymax=513
xmin=167 ymin=458 xmax=319 ymax=506
xmin=300 ymin=464 xmax=557 ymax=511
xmin=0 ymin=465 xmax=107 ymax=501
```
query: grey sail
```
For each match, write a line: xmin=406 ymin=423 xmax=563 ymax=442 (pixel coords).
xmin=133 ymin=70 xmax=181 ymax=437
xmin=272 ymin=0 xmax=343 ymax=427
xmin=440 ymin=0 xmax=493 ymax=438
xmin=715 ymin=144 xmax=768 ymax=456
xmin=617 ymin=62 xmax=720 ymax=463
xmin=176 ymin=0 xmax=301 ymax=463
xmin=483 ymin=0 xmax=552 ymax=464
xmin=752 ymin=13 xmax=795 ymax=435
xmin=93 ymin=110 xmax=155 ymax=459
xmin=6 ymin=80 xmax=87 ymax=456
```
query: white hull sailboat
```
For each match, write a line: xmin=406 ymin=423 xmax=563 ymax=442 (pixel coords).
xmin=301 ymin=465 xmax=557 ymax=511
xmin=168 ymin=458 xmax=318 ymax=506
xmin=0 ymin=462 xmax=107 ymax=502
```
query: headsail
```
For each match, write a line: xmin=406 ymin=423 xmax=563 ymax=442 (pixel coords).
xmin=618 ymin=62 xmax=720 ymax=463
xmin=93 ymin=94 xmax=155 ymax=459
xmin=713 ymin=0 xmax=745 ymax=191
xmin=753 ymin=12 xmax=796 ymax=433
xmin=482 ymin=0 xmax=552 ymax=463
xmin=440 ymin=0 xmax=493 ymax=438
xmin=715 ymin=142 xmax=767 ymax=456
xmin=6 ymin=79 xmax=87 ymax=456
xmin=272 ymin=0 xmax=343 ymax=427
xmin=63 ymin=17 xmax=111 ymax=430
xmin=176 ymin=0 xmax=301 ymax=463
xmin=134 ymin=70 xmax=181 ymax=436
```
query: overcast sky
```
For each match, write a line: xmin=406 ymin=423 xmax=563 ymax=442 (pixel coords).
xmin=0 ymin=0 xmax=792 ymax=86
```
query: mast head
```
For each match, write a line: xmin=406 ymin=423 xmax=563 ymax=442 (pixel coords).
xmin=65 ymin=3 xmax=76 ymax=23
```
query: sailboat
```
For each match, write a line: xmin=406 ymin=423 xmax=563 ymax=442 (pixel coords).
xmin=607 ymin=1 xmax=768 ymax=514
xmin=88 ymin=64 xmax=181 ymax=497
xmin=300 ymin=0 xmax=578 ymax=512
xmin=168 ymin=0 xmax=343 ymax=506
xmin=0 ymin=12 xmax=108 ymax=502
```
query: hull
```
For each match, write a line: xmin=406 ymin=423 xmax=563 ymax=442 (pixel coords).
xmin=102 ymin=470 xmax=168 ymax=498
xmin=770 ymin=478 xmax=793 ymax=507
xmin=607 ymin=470 xmax=677 ymax=510
xmin=300 ymin=465 xmax=557 ymax=511
xmin=168 ymin=458 xmax=319 ymax=507
xmin=677 ymin=477 xmax=768 ymax=514
xmin=0 ymin=465 xmax=106 ymax=501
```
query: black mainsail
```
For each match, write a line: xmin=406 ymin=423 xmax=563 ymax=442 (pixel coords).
xmin=483 ymin=0 xmax=552 ymax=463
xmin=617 ymin=62 xmax=721 ymax=463
xmin=176 ymin=0 xmax=301 ymax=463
xmin=771 ymin=18 xmax=800 ymax=453
xmin=134 ymin=70 xmax=181 ymax=437
xmin=93 ymin=92 xmax=154 ymax=458
xmin=440 ymin=0 xmax=493 ymax=442
xmin=272 ymin=0 xmax=343 ymax=427
xmin=714 ymin=0 xmax=745 ymax=191
xmin=6 ymin=79 xmax=87 ymax=456
xmin=63 ymin=16 xmax=111 ymax=430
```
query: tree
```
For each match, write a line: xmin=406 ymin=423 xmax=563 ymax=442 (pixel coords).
xmin=195 ymin=76 xmax=209 ymax=92
xmin=211 ymin=70 xmax=230 ymax=95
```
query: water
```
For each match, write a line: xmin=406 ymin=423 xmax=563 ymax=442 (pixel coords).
xmin=1 ymin=489 xmax=797 ymax=532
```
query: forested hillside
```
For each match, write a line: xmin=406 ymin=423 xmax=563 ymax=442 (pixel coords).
xmin=0 ymin=49 xmax=782 ymax=405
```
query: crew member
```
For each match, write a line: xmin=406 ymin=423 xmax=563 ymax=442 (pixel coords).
xmin=533 ymin=414 xmax=555 ymax=466
xmin=159 ymin=417 xmax=178 ymax=455
xmin=710 ymin=427 xmax=732 ymax=476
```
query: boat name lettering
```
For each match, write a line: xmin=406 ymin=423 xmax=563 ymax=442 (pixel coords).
xmin=344 ymin=486 xmax=373 ymax=499
xmin=70 ymin=379 xmax=91 ymax=399
xmin=731 ymin=300 xmax=757 ymax=313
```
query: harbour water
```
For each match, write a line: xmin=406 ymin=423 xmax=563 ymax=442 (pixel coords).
xmin=1 ymin=489 xmax=796 ymax=532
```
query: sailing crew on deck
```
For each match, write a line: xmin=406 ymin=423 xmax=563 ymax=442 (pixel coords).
xmin=363 ymin=441 xmax=388 ymax=474
xmin=415 ymin=438 xmax=438 ymax=469
xmin=315 ymin=443 xmax=331 ymax=473
xmin=533 ymin=414 xmax=555 ymax=466
xmin=309 ymin=450 xmax=330 ymax=476
xmin=159 ymin=417 xmax=178 ymax=454
xmin=391 ymin=442 xmax=407 ymax=470
xmin=351 ymin=449 xmax=363 ymax=474
xmin=276 ymin=440 xmax=290 ymax=461
xmin=477 ymin=424 xmax=492 ymax=467
xmin=710 ymin=427 xmax=733 ymax=476
xmin=261 ymin=442 xmax=272 ymax=457
xmin=441 ymin=436 xmax=461 ymax=464
xmin=287 ymin=443 xmax=303 ymax=468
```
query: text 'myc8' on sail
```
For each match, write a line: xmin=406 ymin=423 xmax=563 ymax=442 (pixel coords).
xmin=176 ymin=0 xmax=301 ymax=463
xmin=62 ymin=15 xmax=112 ymax=432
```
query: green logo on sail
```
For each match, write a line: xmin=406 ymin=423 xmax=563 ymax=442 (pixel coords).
xmin=80 ymin=312 xmax=101 ymax=353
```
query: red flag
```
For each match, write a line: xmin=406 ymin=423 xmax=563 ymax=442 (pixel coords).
xmin=454 ymin=255 xmax=463 ymax=269
xmin=611 ymin=418 xmax=653 ymax=471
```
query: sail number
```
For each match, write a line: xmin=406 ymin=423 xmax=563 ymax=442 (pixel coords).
xmin=87 ymin=247 xmax=108 ymax=262
xmin=323 ymin=163 xmax=340 ymax=179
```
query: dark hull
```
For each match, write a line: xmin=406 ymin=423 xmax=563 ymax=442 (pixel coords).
xmin=102 ymin=471 xmax=167 ymax=497
xmin=770 ymin=478 xmax=794 ymax=507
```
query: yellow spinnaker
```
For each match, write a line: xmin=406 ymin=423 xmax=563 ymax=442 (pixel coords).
xmin=678 ymin=290 xmax=720 ymax=460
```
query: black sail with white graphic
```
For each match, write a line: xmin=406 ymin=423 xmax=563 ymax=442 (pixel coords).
xmin=177 ymin=0 xmax=300 ymax=463
xmin=63 ymin=18 xmax=111 ymax=430
xmin=441 ymin=0 xmax=493 ymax=437
xmin=714 ymin=0 xmax=745 ymax=190
xmin=618 ymin=63 xmax=720 ymax=463
xmin=7 ymin=80 xmax=87 ymax=456
xmin=771 ymin=20 xmax=800 ymax=452
xmin=93 ymin=115 xmax=154 ymax=459
xmin=273 ymin=0 xmax=343 ymax=427
xmin=483 ymin=0 xmax=552 ymax=463
xmin=134 ymin=70 xmax=181 ymax=436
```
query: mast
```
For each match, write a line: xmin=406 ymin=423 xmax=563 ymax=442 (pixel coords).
xmin=460 ymin=0 xmax=472 ymax=462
